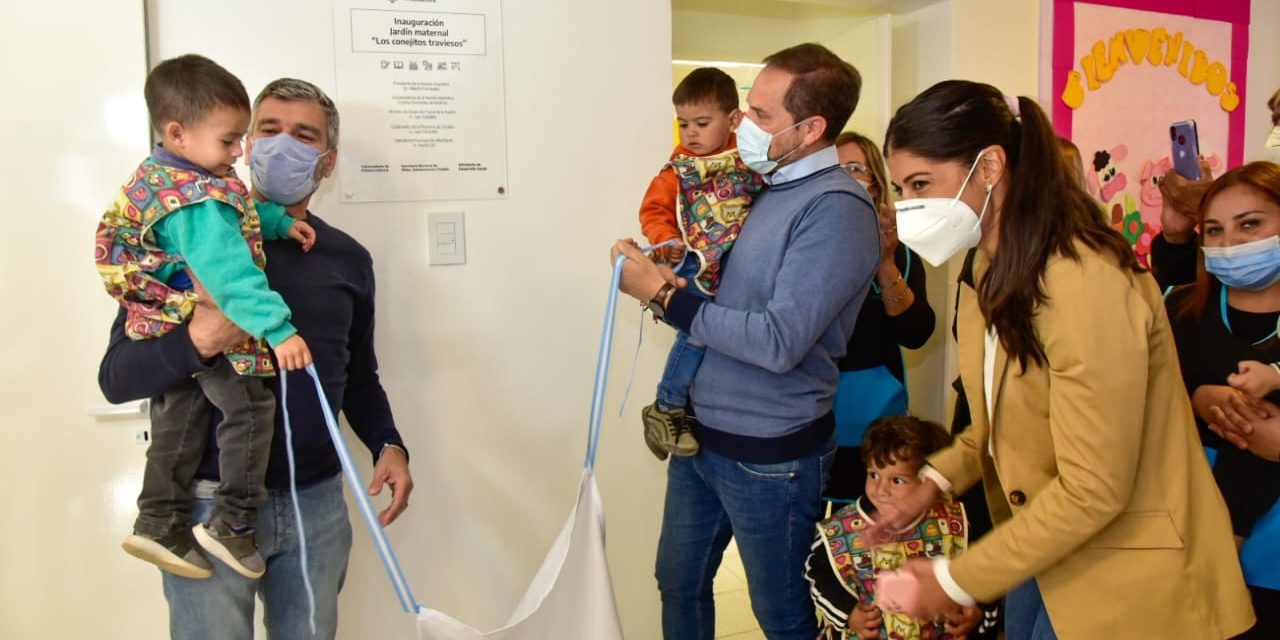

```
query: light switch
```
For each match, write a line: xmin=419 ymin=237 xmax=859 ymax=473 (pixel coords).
xmin=428 ymin=212 xmax=467 ymax=265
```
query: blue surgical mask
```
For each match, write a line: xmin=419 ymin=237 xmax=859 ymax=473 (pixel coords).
xmin=736 ymin=116 xmax=807 ymax=175
xmin=1203 ymin=235 xmax=1280 ymax=290
xmin=249 ymin=134 xmax=332 ymax=205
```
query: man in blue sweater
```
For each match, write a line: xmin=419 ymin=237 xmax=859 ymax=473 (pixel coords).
xmin=99 ymin=78 xmax=412 ymax=640
xmin=616 ymin=43 xmax=879 ymax=639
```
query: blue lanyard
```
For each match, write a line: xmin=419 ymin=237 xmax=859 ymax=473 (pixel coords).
xmin=1219 ymin=286 xmax=1279 ymax=346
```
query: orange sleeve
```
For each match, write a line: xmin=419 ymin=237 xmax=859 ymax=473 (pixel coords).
xmin=638 ymin=168 xmax=681 ymax=245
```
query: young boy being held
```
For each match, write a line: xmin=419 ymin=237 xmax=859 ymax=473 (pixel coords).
xmin=637 ymin=67 xmax=763 ymax=460
xmin=96 ymin=54 xmax=314 ymax=580
xmin=806 ymin=416 xmax=994 ymax=639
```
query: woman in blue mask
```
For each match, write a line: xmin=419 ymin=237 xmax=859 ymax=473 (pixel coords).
xmin=1166 ymin=161 xmax=1280 ymax=639
xmin=870 ymin=79 xmax=1254 ymax=639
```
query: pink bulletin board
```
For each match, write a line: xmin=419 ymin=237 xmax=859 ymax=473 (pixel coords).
xmin=1051 ymin=0 xmax=1250 ymax=265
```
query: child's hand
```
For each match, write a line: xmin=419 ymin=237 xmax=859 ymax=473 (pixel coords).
xmin=289 ymin=220 xmax=317 ymax=252
xmin=274 ymin=334 xmax=313 ymax=371
xmin=848 ymin=603 xmax=883 ymax=639
xmin=1227 ymin=360 xmax=1280 ymax=399
xmin=944 ymin=605 xmax=984 ymax=639
xmin=661 ymin=244 xmax=686 ymax=265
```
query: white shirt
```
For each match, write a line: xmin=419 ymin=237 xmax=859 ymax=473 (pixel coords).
xmin=919 ymin=326 xmax=1000 ymax=608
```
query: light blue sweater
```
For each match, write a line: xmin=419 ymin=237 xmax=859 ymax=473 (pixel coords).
xmin=681 ymin=151 xmax=879 ymax=443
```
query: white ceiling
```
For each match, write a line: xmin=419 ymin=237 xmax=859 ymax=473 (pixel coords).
xmin=675 ymin=0 xmax=946 ymax=17
xmin=776 ymin=0 xmax=945 ymax=12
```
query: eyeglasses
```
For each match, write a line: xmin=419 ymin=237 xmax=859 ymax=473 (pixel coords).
xmin=841 ymin=161 xmax=871 ymax=180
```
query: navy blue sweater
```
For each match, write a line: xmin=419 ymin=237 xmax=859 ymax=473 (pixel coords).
xmin=98 ymin=214 xmax=406 ymax=489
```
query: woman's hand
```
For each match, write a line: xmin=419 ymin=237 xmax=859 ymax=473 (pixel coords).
xmin=878 ymin=202 xmax=899 ymax=262
xmin=888 ymin=558 xmax=965 ymax=620
xmin=865 ymin=478 xmax=942 ymax=544
xmin=1191 ymin=384 xmax=1267 ymax=448
xmin=1158 ymin=157 xmax=1213 ymax=244
xmin=1212 ymin=399 xmax=1280 ymax=462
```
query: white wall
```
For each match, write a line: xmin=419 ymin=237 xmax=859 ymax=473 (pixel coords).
xmin=672 ymin=0 xmax=893 ymax=143
xmin=4 ymin=0 xmax=674 ymax=638
xmin=886 ymin=0 xmax=1042 ymax=428
xmin=0 ymin=1 xmax=165 ymax=638
xmin=6 ymin=1 xmax=1278 ymax=638
xmin=891 ymin=0 xmax=954 ymax=425
xmin=1247 ymin=0 xmax=1280 ymax=163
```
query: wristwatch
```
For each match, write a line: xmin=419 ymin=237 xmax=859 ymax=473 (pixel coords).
xmin=648 ymin=283 xmax=676 ymax=320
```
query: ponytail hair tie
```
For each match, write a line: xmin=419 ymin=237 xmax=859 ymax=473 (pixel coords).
xmin=1003 ymin=94 xmax=1021 ymax=119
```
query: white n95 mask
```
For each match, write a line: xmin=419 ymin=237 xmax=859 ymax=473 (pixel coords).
xmin=894 ymin=151 xmax=992 ymax=267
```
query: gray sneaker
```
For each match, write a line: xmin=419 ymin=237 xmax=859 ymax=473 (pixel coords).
xmin=122 ymin=529 xmax=213 ymax=579
xmin=193 ymin=515 xmax=265 ymax=579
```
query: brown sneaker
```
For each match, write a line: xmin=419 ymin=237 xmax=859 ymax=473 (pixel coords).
xmin=193 ymin=514 xmax=265 ymax=579
xmin=122 ymin=529 xmax=213 ymax=579
xmin=642 ymin=403 xmax=685 ymax=461
xmin=671 ymin=419 xmax=700 ymax=457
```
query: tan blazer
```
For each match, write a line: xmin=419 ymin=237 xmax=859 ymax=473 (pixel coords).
xmin=930 ymin=243 xmax=1254 ymax=639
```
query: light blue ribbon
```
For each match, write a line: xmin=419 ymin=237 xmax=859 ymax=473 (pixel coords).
xmin=292 ymin=240 xmax=670 ymax=616
xmin=294 ymin=364 xmax=421 ymax=614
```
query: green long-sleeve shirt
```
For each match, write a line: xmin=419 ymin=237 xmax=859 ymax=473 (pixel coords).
xmin=152 ymin=199 xmax=297 ymax=347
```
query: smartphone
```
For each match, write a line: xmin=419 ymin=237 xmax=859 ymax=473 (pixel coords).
xmin=1171 ymin=120 xmax=1201 ymax=180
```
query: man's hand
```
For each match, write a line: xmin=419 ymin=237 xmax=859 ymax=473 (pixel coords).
xmin=1158 ymin=157 xmax=1213 ymax=244
xmin=369 ymin=445 xmax=413 ymax=526
xmin=848 ymin=603 xmax=883 ymax=639
xmin=273 ymin=334 xmax=313 ymax=371
xmin=188 ymin=276 xmax=249 ymax=360
xmin=289 ymin=220 xmax=317 ymax=252
xmin=611 ymin=239 xmax=686 ymax=303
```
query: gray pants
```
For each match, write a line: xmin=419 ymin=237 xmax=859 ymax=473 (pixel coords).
xmin=134 ymin=357 xmax=275 ymax=538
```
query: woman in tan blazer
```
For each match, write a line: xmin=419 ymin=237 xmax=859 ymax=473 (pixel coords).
xmin=874 ymin=80 xmax=1255 ymax=639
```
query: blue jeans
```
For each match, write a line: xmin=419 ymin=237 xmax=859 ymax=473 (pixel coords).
xmin=655 ymin=438 xmax=836 ymax=639
xmin=657 ymin=253 xmax=710 ymax=410
xmin=163 ymin=474 xmax=353 ymax=640
xmin=1005 ymin=580 xmax=1057 ymax=640
xmin=657 ymin=331 xmax=706 ymax=410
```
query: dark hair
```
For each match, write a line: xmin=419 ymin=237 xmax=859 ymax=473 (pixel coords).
xmin=861 ymin=415 xmax=952 ymax=469
xmin=144 ymin=54 xmax=250 ymax=133
xmin=1175 ymin=161 xmax=1280 ymax=320
xmin=1269 ymin=86 xmax=1280 ymax=126
xmin=885 ymin=80 xmax=1140 ymax=371
xmin=672 ymin=67 xmax=739 ymax=113
xmin=762 ymin=43 xmax=861 ymax=143
xmin=835 ymin=131 xmax=890 ymax=210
